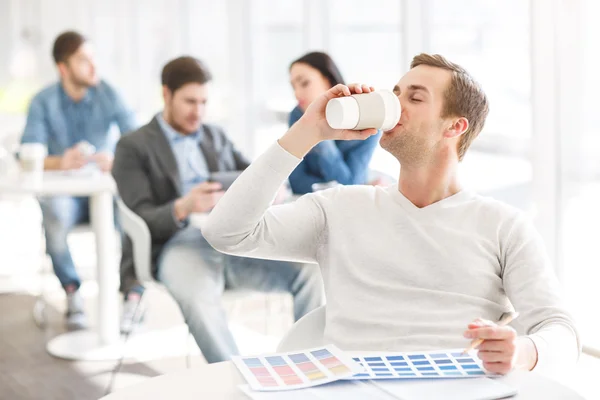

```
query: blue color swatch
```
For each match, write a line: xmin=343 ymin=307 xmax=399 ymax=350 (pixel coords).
xmin=348 ymin=350 xmax=488 ymax=381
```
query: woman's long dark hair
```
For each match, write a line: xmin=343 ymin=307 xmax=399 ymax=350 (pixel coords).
xmin=290 ymin=52 xmax=345 ymax=87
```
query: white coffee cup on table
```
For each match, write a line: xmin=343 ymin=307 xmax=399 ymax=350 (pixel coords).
xmin=19 ymin=143 xmax=47 ymax=185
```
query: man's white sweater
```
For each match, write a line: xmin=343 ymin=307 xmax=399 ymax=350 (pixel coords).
xmin=203 ymin=143 xmax=580 ymax=374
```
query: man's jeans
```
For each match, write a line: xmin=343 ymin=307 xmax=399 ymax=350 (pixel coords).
xmin=39 ymin=196 xmax=120 ymax=291
xmin=39 ymin=197 xmax=90 ymax=290
xmin=157 ymin=226 xmax=325 ymax=364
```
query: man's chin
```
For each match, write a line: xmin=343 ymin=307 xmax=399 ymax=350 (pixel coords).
xmin=184 ymin=124 xmax=202 ymax=134
xmin=84 ymin=73 xmax=100 ymax=85
xmin=379 ymin=136 xmax=393 ymax=154
xmin=379 ymin=130 xmax=395 ymax=146
xmin=78 ymin=77 xmax=98 ymax=88
xmin=379 ymin=133 xmax=406 ymax=159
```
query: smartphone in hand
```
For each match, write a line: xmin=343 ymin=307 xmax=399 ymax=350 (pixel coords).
xmin=208 ymin=171 xmax=243 ymax=191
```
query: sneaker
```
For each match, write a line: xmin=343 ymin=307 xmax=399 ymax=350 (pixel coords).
xmin=120 ymin=292 xmax=146 ymax=334
xmin=66 ymin=290 xmax=88 ymax=331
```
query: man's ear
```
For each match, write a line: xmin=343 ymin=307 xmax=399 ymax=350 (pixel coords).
xmin=56 ymin=62 xmax=68 ymax=80
xmin=162 ymin=85 xmax=172 ymax=104
xmin=444 ymin=117 xmax=469 ymax=139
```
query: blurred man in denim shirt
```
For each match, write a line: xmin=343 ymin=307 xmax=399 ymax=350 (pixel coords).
xmin=20 ymin=31 xmax=137 ymax=330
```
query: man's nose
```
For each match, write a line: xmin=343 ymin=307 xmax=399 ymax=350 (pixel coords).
xmin=398 ymin=98 xmax=407 ymax=109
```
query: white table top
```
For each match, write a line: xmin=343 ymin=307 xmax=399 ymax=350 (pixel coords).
xmin=100 ymin=361 xmax=585 ymax=400
xmin=0 ymin=169 xmax=115 ymax=196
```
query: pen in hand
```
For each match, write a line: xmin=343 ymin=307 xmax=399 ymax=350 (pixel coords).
xmin=462 ymin=311 xmax=519 ymax=355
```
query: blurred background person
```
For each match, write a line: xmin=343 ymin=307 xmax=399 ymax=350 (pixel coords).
xmin=287 ymin=51 xmax=382 ymax=194
xmin=20 ymin=30 xmax=137 ymax=330
xmin=112 ymin=56 xmax=324 ymax=363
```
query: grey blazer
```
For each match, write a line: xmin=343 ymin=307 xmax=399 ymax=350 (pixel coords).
xmin=112 ymin=117 xmax=250 ymax=292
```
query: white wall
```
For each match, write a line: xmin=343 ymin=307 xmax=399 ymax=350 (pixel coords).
xmin=1 ymin=0 xmax=534 ymax=155
xmin=1 ymin=0 xmax=600 ymax=349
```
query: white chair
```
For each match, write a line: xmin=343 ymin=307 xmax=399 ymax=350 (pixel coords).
xmin=117 ymin=198 xmax=153 ymax=284
xmin=116 ymin=198 xmax=262 ymax=325
xmin=276 ymin=305 xmax=326 ymax=352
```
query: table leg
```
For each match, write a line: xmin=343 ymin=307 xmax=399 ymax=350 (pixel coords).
xmin=91 ymin=191 xmax=120 ymax=345
xmin=46 ymin=191 xmax=121 ymax=360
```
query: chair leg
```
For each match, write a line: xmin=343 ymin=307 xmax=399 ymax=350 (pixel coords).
xmin=33 ymin=255 xmax=50 ymax=329
xmin=33 ymin=225 xmax=47 ymax=329
xmin=33 ymin=223 xmax=50 ymax=330
xmin=32 ymin=295 xmax=48 ymax=329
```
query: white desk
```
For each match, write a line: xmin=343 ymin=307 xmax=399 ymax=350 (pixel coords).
xmin=0 ymin=171 xmax=121 ymax=360
xmin=100 ymin=361 xmax=585 ymax=400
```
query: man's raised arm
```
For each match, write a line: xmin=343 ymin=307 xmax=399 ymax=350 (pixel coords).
xmin=203 ymin=84 xmax=379 ymax=263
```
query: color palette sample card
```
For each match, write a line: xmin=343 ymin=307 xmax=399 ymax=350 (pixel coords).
xmin=233 ymin=345 xmax=362 ymax=391
xmin=347 ymin=349 xmax=489 ymax=380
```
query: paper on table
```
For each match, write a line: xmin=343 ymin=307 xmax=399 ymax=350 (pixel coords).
xmin=240 ymin=381 xmax=395 ymax=400
xmin=373 ymin=377 xmax=518 ymax=400
xmin=233 ymin=345 xmax=362 ymax=392
xmin=348 ymin=348 xmax=492 ymax=380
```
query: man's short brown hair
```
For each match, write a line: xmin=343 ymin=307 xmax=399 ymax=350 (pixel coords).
xmin=52 ymin=31 xmax=86 ymax=64
xmin=161 ymin=56 xmax=212 ymax=94
xmin=411 ymin=53 xmax=489 ymax=161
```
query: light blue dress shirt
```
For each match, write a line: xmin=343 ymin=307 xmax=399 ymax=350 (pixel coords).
xmin=156 ymin=113 xmax=210 ymax=195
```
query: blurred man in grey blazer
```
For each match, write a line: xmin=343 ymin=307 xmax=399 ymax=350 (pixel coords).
xmin=112 ymin=57 xmax=324 ymax=363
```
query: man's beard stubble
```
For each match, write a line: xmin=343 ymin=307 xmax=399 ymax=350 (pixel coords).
xmin=164 ymin=112 xmax=187 ymax=134
xmin=67 ymin=66 xmax=97 ymax=89
xmin=381 ymin=132 xmax=432 ymax=167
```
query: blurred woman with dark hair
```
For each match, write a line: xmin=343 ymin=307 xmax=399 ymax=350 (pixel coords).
xmin=288 ymin=52 xmax=381 ymax=194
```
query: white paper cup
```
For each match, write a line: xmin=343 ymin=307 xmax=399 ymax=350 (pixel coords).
xmin=326 ymin=89 xmax=401 ymax=131
xmin=19 ymin=143 xmax=47 ymax=185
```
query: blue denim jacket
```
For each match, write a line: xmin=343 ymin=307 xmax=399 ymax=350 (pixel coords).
xmin=287 ymin=105 xmax=381 ymax=194
xmin=21 ymin=80 xmax=137 ymax=155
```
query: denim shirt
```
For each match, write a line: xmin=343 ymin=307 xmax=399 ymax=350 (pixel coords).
xmin=287 ymin=105 xmax=381 ymax=194
xmin=21 ymin=80 xmax=137 ymax=155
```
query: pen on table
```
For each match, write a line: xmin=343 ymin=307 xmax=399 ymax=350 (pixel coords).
xmin=462 ymin=311 xmax=519 ymax=355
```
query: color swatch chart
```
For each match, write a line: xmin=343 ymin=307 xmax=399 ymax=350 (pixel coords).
xmin=348 ymin=349 xmax=489 ymax=380
xmin=233 ymin=345 xmax=362 ymax=391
